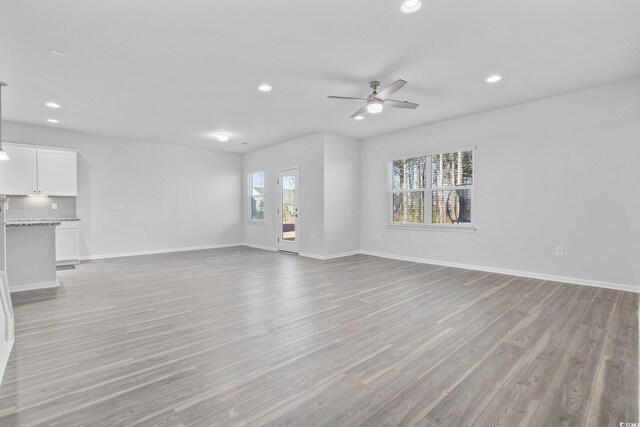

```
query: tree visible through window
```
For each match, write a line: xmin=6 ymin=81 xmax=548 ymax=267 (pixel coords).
xmin=390 ymin=149 xmax=474 ymax=226
xmin=392 ymin=157 xmax=427 ymax=223
xmin=249 ymin=171 xmax=265 ymax=220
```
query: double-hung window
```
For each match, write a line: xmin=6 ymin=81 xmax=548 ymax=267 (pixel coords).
xmin=248 ymin=171 xmax=265 ymax=221
xmin=390 ymin=148 xmax=474 ymax=228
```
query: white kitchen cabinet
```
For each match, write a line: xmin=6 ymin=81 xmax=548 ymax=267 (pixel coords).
xmin=0 ymin=146 xmax=37 ymax=195
xmin=0 ymin=144 xmax=77 ymax=196
xmin=36 ymin=149 xmax=77 ymax=196
xmin=55 ymin=222 xmax=80 ymax=265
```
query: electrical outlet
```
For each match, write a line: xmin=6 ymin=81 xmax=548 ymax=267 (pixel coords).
xmin=140 ymin=233 xmax=146 ymax=239
xmin=111 ymin=203 xmax=122 ymax=210
xmin=555 ymin=246 xmax=564 ymax=256
xmin=311 ymin=234 xmax=316 ymax=241
xmin=217 ymin=228 xmax=223 ymax=235
xmin=51 ymin=203 xmax=58 ymax=210
xmin=377 ymin=233 xmax=382 ymax=240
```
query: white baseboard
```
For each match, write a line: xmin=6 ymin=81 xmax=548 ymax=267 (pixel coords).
xmin=73 ymin=243 xmax=637 ymax=294
xmin=80 ymin=243 xmax=242 ymax=261
xmin=242 ymin=243 xmax=278 ymax=252
xmin=359 ymin=250 xmax=639 ymax=294
xmin=299 ymin=251 xmax=360 ymax=260
xmin=10 ymin=280 xmax=60 ymax=293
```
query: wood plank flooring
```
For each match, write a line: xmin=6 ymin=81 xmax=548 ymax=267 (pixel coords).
xmin=0 ymin=247 xmax=637 ymax=426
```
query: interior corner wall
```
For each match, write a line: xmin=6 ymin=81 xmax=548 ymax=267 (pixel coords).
xmin=3 ymin=122 xmax=243 ymax=258
xmin=242 ymin=133 xmax=326 ymax=254
xmin=0 ymin=227 xmax=4 ymax=271
xmin=0 ymin=198 xmax=5 ymax=271
xmin=360 ymin=78 xmax=640 ymax=289
xmin=323 ymin=133 xmax=360 ymax=256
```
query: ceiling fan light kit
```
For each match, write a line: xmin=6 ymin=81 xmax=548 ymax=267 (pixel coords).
xmin=401 ymin=0 xmax=422 ymax=14
xmin=328 ymin=79 xmax=419 ymax=119
xmin=366 ymin=101 xmax=384 ymax=114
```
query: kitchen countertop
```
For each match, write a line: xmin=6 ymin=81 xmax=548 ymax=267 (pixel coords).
xmin=4 ymin=218 xmax=81 ymax=227
xmin=5 ymin=220 xmax=63 ymax=227
xmin=7 ymin=218 xmax=81 ymax=222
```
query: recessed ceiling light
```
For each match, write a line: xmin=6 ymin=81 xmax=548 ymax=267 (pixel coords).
xmin=354 ymin=115 xmax=364 ymax=120
xmin=486 ymin=75 xmax=502 ymax=83
xmin=258 ymin=84 xmax=272 ymax=92
xmin=48 ymin=49 xmax=67 ymax=57
xmin=45 ymin=102 xmax=61 ymax=109
xmin=401 ymin=0 xmax=422 ymax=14
xmin=366 ymin=101 xmax=384 ymax=114
xmin=47 ymin=119 xmax=59 ymax=123
xmin=216 ymin=134 xmax=230 ymax=142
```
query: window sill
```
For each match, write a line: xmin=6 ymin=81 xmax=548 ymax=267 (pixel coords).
xmin=246 ymin=220 xmax=266 ymax=226
xmin=386 ymin=223 xmax=476 ymax=232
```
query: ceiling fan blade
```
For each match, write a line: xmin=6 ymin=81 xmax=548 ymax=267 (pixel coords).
xmin=384 ymin=99 xmax=419 ymax=109
xmin=328 ymin=96 xmax=368 ymax=101
xmin=376 ymin=79 xmax=407 ymax=100
xmin=350 ymin=105 xmax=368 ymax=118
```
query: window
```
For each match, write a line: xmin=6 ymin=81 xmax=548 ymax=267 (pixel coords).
xmin=249 ymin=171 xmax=265 ymax=221
xmin=390 ymin=149 xmax=474 ymax=227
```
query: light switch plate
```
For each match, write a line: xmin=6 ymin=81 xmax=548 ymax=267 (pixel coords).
xmin=111 ymin=203 xmax=123 ymax=210
xmin=52 ymin=203 xmax=58 ymax=210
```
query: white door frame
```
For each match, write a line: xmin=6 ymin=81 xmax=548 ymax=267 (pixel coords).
xmin=276 ymin=167 xmax=300 ymax=253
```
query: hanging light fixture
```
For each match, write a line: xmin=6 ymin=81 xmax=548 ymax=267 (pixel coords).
xmin=401 ymin=0 xmax=422 ymax=14
xmin=366 ymin=100 xmax=384 ymax=114
xmin=0 ymin=83 xmax=9 ymax=161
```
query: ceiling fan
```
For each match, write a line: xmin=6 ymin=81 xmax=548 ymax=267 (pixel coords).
xmin=328 ymin=79 xmax=419 ymax=119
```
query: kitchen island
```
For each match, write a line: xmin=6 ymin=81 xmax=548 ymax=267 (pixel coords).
xmin=5 ymin=220 xmax=60 ymax=292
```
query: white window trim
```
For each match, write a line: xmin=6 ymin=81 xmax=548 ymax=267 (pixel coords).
xmin=387 ymin=146 xmax=476 ymax=231
xmin=247 ymin=170 xmax=266 ymax=223
xmin=386 ymin=222 xmax=476 ymax=232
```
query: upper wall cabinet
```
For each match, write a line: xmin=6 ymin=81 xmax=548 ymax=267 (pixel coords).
xmin=36 ymin=149 xmax=77 ymax=196
xmin=0 ymin=146 xmax=37 ymax=195
xmin=0 ymin=144 xmax=78 ymax=196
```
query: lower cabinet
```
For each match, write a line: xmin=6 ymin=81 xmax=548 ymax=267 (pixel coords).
xmin=55 ymin=222 xmax=80 ymax=265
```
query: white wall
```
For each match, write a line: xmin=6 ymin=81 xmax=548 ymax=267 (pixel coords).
xmin=242 ymin=132 xmax=360 ymax=257
xmin=4 ymin=122 xmax=243 ymax=258
xmin=243 ymin=133 xmax=326 ymax=254
xmin=0 ymin=196 xmax=5 ymax=271
xmin=324 ymin=133 xmax=360 ymax=256
xmin=360 ymin=78 xmax=640 ymax=289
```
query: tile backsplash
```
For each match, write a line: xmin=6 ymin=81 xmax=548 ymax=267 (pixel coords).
xmin=5 ymin=196 xmax=77 ymax=219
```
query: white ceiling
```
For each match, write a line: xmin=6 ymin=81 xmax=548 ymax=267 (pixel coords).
xmin=1 ymin=0 xmax=639 ymax=153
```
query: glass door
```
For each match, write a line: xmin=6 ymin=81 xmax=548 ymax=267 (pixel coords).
xmin=277 ymin=168 xmax=299 ymax=253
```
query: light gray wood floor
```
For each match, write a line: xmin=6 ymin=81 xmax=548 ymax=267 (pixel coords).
xmin=0 ymin=247 xmax=637 ymax=426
